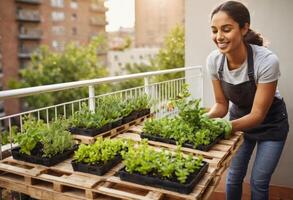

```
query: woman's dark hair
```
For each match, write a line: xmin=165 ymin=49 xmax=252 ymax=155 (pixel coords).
xmin=211 ymin=1 xmax=263 ymax=46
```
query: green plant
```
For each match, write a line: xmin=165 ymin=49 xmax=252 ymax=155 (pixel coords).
xmin=1 ymin=126 xmax=18 ymax=145
xmin=121 ymin=140 xmax=203 ymax=184
xmin=73 ymin=138 xmax=128 ymax=164
xmin=69 ymin=103 xmax=110 ymax=129
xmin=14 ymin=116 xmax=74 ymax=157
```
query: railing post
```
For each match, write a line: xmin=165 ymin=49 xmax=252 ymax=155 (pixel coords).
xmin=144 ymin=77 xmax=150 ymax=95
xmin=88 ymin=85 xmax=95 ymax=113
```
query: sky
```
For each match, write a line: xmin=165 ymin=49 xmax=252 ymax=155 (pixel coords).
xmin=105 ymin=0 xmax=135 ymax=32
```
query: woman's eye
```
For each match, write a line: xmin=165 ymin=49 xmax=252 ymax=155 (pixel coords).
xmin=223 ymin=28 xmax=231 ymax=32
xmin=212 ymin=30 xmax=217 ymax=34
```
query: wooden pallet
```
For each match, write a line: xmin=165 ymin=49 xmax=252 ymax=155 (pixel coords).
xmin=116 ymin=127 xmax=243 ymax=169
xmin=0 ymin=124 xmax=243 ymax=200
xmin=72 ymin=114 xmax=152 ymax=144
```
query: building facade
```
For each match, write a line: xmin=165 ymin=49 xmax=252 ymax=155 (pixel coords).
xmin=107 ymin=47 xmax=159 ymax=76
xmin=135 ymin=0 xmax=184 ymax=47
xmin=0 ymin=0 xmax=107 ymax=116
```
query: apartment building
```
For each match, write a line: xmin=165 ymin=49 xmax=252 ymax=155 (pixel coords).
xmin=0 ymin=0 xmax=107 ymax=116
xmin=135 ymin=0 xmax=184 ymax=47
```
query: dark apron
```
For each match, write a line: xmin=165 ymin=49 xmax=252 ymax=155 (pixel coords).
xmin=218 ymin=44 xmax=289 ymax=141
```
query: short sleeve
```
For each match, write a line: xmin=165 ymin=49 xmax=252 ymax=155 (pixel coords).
xmin=257 ymin=54 xmax=280 ymax=83
xmin=206 ymin=52 xmax=219 ymax=80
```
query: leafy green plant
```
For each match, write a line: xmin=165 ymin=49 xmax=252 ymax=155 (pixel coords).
xmin=69 ymin=103 xmax=110 ymax=129
xmin=121 ymin=140 xmax=203 ymax=184
xmin=73 ymin=138 xmax=128 ymax=164
xmin=14 ymin=116 xmax=74 ymax=157
xmin=1 ymin=126 xmax=18 ymax=145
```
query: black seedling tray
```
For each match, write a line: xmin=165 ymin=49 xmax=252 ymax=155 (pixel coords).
xmin=72 ymin=155 xmax=122 ymax=176
xmin=118 ymin=161 xmax=208 ymax=194
xmin=68 ymin=123 xmax=112 ymax=137
xmin=141 ymin=132 xmax=224 ymax=151
xmin=11 ymin=144 xmax=78 ymax=167
xmin=111 ymin=118 xmax=123 ymax=129
xmin=122 ymin=111 xmax=138 ymax=124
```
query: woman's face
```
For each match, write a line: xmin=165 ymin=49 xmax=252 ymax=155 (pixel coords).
xmin=211 ymin=11 xmax=247 ymax=54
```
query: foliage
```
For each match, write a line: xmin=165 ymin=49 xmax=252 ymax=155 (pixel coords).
xmin=14 ymin=116 xmax=74 ymax=157
xmin=8 ymin=36 xmax=110 ymax=111
xmin=121 ymin=140 xmax=203 ymax=184
xmin=144 ymin=84 xmax=232 ymax=147
xmin=68 ymin=103 xmax=110 ymax=129
xmin=153 ymin=25 xmax=185 ymax=82
xmin=116 ymin=25 xmax=184 ymax=90
xmin=1 ymin=126 xmax=18 ymax=145
xmin=96 ymin=95 xmax=124 ymax=121
xmin=73 ymin=138 xmax=129 ymax=164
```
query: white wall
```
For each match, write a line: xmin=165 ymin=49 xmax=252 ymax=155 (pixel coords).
xmin=185 ymin=0 xmax=293 ymax=187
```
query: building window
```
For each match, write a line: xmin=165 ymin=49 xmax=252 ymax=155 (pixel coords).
xmin=72 ymin=27 xmax=77 ymax=35
xmin=70 ymin=0 xmax=78 ymax=9
xmin=114 ymin=55 xmax=119 ymax=61
xmin=52 ymin=40 xmax=65 ymax=51
xmin=51 ymin=11 xmax=65 ymax=21
xmin=71 ymin=13 xmax=77 ymax=21
xmin=52 ymin=26 xmax=65 ymax=35
xmin=51 ymin=0 xmax=64 ymax=8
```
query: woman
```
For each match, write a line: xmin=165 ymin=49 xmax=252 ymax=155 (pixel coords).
xmin=206 ymin=1 xmax=289 ymax=200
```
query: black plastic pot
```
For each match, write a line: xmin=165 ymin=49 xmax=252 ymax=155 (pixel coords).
xmin=111 ymin=118 xmax=123 ymax=129
xmin=141 ymin=132 xmax=224 ymax=151
xmin=118 ymin=161 xmax=208 ymax=194
xmin=122 ymin=111 xmax=138 ymax=124
xmin=137 ymin=108 xmax=151 ymax=118
xmin=11 ymin=144 xmax=79 ymax=167
xmin=68 ymin=123 xmax=112 ymax=137
xmin=72 ymin=155 xmax=122 ymax=176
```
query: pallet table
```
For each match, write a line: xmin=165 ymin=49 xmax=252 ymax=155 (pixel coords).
xmin=0 ymin=122 xmax=243 ymax=200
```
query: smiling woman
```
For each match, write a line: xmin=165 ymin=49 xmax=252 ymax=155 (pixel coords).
xmin=205 ymin=1 xmax=289 ymax=200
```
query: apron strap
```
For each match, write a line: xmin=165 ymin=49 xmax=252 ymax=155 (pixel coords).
xmin=218 ymin=44 xmax=255 ymax=83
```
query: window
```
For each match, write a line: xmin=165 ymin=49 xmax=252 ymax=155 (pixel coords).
xmin=52 ymin=40 xmax=65 ymax=51
xmin=71 ymin=13 xmax=77 ymax=21
xmin=51 ymin=11 xmax=65 ymax=21
xmin=114 ymin=55 xmax=119 ymax=61
xmin=72 ymin=27 xmax=77 ymax=35
xmin=70 ymin=0 xmax=78 ymax=9
xmin=52 ymin=26 xmax=65 ymax=35
xmin=51 ymin=0 xmax=64 ymax=8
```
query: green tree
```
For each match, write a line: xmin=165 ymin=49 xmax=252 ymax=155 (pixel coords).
xmin=153 ymin=25 xmax=185 ymax=82
xmin=9 ymin=36 xmax=109 ymax=112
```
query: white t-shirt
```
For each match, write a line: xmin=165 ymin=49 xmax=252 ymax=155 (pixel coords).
xmin=206 ymin=44 xmax=282 ymax=99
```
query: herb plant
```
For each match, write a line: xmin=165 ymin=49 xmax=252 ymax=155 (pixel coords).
xmin=121 ymin=140 xmax=203 ymax=184
xmin=73 ymin=138 xmax=128 ymax=164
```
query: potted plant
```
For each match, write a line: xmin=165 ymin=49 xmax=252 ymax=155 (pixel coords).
xmin=118 ymin=140 xmax=208 ymax=194
xmin=134 ymin=94 xmax=151 ymax=118
xmin=72 ymin=138 xmax=129 ymax=176
xmin=97 ymin=96 xmax=124 ymax=128
xmin=12 ymin=117 xmax=77 ymax=166
xmin=68 ymin=104 xmax=111 ymax=136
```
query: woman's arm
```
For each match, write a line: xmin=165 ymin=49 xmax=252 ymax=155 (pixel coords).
xmin=231 ymin=81 xmax=277 ymax=132
xmin=207 ymin=79 xmax=229 ymax=118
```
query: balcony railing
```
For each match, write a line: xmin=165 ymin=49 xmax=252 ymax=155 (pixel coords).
xmin=15 ymin=0 xmax=42 ymax=4
xmin=18 ymin=47 xmax=38 ymax=59
xmin=90 ymin=3 xmax=108 ymax=12
xmin=16 ymin=10 xmax=41 ymax=22
xmin=0 ymin=66 xmax=203 ymax=158
xmin=90 ymin=16 xmax=107 ymax=26
xmin=19 ymin=28 xmax=42 ymax=40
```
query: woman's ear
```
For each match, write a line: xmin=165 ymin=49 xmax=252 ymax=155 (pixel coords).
xmin=242 ymin=23 xmax=250 ymax=36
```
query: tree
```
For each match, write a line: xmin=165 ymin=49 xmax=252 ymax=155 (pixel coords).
xmin=153 ymin=25 xmax=185 ymax=82
xmin=9 ymin=36 xmax=110 ymax=112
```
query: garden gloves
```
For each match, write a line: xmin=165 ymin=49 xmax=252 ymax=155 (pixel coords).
xmin=214 ymin=118 xmax=233 ymax=139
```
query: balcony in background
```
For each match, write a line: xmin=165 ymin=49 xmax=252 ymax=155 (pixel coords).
xmin=19 ymin=28 xmax=42 ymax=40
xmin=15 ymin=0 xmax=42 ymax=4
xmin=16 ymin=10 xmax=41 ymax=22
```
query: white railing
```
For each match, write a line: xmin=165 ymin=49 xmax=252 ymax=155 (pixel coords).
xmin=0 ymin=66 xmax=203 ymax=158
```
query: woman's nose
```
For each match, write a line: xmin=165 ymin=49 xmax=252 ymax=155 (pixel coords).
xmin=217 ymin=31 xmax=224 ymax=41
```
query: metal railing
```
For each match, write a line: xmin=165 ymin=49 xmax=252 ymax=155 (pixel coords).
xmin=0 ymin=66 xmax=203 ymax=158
